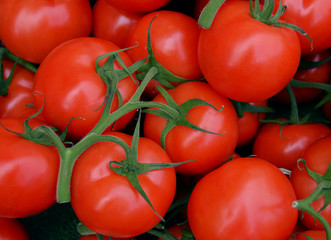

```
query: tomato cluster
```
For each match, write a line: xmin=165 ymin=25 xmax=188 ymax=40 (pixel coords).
xmin=0 ymin=0 xmax=331 ymax=239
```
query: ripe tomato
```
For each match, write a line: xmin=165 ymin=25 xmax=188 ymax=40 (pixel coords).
xmin=0 ymin=118 xmax=59 ymax=218
xmin=71 ymin=131 xmax=177 ymax=238
xmin=252 ymin=121 xmax=331 ymax=170
xmin=288 ymin=230 xmax=326 ymax=240
xmin=33 ymin=37 xmax=138 ymax=140
xmin=237 ymin=100 xmax=268 ymax=147
xmin=274 ymin=50 xmax=331 ymax=104
xmin=0 ymin=217 xmax=29 ymax=240
xmin=187 ymin=157 xmax=298 ymax=240
xmin=0 ymin=0 xmax=92 ymax=63
xmin=105 ymin=0 xmax=170 ymax=13
xmin=126 ymin=10 xmax=202 ymax=98
xmin=290 ymin=136 xmax=331 ymax=230
xmin=279 ymin=0 xmax=331 ymax=55
xmin=0 ymin=59 xmax=42 ymax=119
xmin=143 ymin=81 xmax=238 ymax=176
xmin=92 ymin=0 xmax=143 ymax=48
xmin=198 ymin=0 xmax=301 ymax=102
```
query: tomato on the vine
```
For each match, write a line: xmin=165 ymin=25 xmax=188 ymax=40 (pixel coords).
xmin=0 ymin=0 xmax=93 ymax=63
xmin=105 ymin=0 xmax=171 ymax=13
xmin=143 ymin=81 xmax=238 ymax=176
xmin=0 ymin=118 xmax=59 ymax=218
xmin=33 ymin=37 xmax=138 ymax=140
xmin=71 ymin=131 xmax=177 ymax=238
xmin=290 ymin=136 xmax=331 ymax=230
xmin=288 ymin=230 xmax=326 ymax=240
xmin=198 ymin=0 xmax=301 ymax=102
xmin=187 ymin=157 xmax=298 ymax=240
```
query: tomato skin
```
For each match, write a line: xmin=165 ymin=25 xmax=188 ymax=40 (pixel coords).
xmin=0 ymin=217 xmax=29 ymax=240
xmin=143 ymin=81 xmax=239 ymax=176
xmin=33 ymin=37 xmax=138 ymax=140
xmin=252 ymin=122 xmax=331 ymax=170
xmin=288 ymin=230 xmax=326 ymax=240
xmin=237 ymin=100 xmax=267 ymax=147
xmin=92 ymin=0 xmax=143 ymax=48
xmin=0 ymin=0 xmax=92 ymax=63
xmin=0 ymin=59 xmax=43 ymax=119
xmin=126 ymin=10 xmax=202 ymax=98
xmin=279 ymin=0 xmax=331 ymax=55
xmin=0 ymin=118 xmax=59 ymax=218
xmin=187 ymin=157 xmax=298 ymax=240
xmin=198 ymin=1 xmax=301 ymax=102
xmin=274 ymin=50 xmax=331 ymax=104
xmin=290 ymin=136 xmax=331 ymax=230
xmin=105 ymin=0 xmax=171 ymax=13
xmin=71 ymin=131 xmax=177 ymax=238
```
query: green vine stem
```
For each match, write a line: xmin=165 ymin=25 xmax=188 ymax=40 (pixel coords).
xmin=198 ymin=0 xmax=226 ymax=29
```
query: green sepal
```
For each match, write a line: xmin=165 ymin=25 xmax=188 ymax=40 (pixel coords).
xmin=290 ymin=79 xmax=331 ymax=93
xmin=230 ymin=99 xmax=274 ymax=118
xmin=299 ymin=55 xmax=331 ymax=70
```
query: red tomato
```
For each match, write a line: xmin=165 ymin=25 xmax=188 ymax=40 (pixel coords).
xmin=0 ymin=118 xmax=59 ymax=218
xmin=105 ymin=0 xmax=171 ymax=13
xmin=157 ymin=223 xmax=190 ymax=240
xmin=92 ymin=0 xmax=143 ymax=48
xmin=187 ymin=157 xmax=298 ymax=240
xmin=198 ymin=0 xmax=301 ymax=102
xmin=274 ymin=50 xmax=331 ymax=104
xmin=33 ymin=37 xmax=138 ymax=140
xmin=252 ymin=122 xmax=331 ymax=170
xmin=278 ymin=0 xmax=331 ymax=55
xmin=288 ymin=230 xmax=326 ymax=240
xmin=0 ymin=217 xmax=29 ymax=240
xmin=290 ymin=136 xmax=331 ymax=230
xmin=71 ymin=131 xmax=177 ymax=238
xmin=126 ymin=10 xmax=202 ymax=99
xmin=0 ymin=59 xmax=43 ymax=119
xmin=143 ymin=81 xmax=238 ymax=176
xmin=78 ymin=235 xmax=135 ymax=240
xmin=237 ymin=100 xmax=268 ymax=147
xmin=0 ymin=0 xmax=92 ymax=63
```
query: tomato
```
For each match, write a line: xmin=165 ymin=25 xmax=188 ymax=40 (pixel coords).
xmin=92 ymin=0 xmax=143 ymax=48
xmin=288 ymin=230 xmax=326 ymax=240
xmin=105 ymin=0 xmax=171 ymax=13
xmin=278 ymin=0 xmax=331 ymax=55
xmin=187 ymin=157 xmax=298 ymax=240
xmin=0 ymin=0 xmax=92 ymax=63
xmin=290 ymin=136 xmax=331 ymax=230
xmin=198 ymin=0 xmax=301 ymax=102
xmin=126 ymin=10 xmax=202 ymax=99
xmin=237 ymin=100 xmax=268 ymax=147
xmin=0 ymin=118 xmax=59 ymax=218
xmin=252 ymin=121 xmax=331 ymax=170
xmin=274 ymin=50 xmax=331 ymax=104
xmin=33 ymin=37 xmax=138 ymax=140
xmin=71 ymin=131 xmax=177 ymax=238
xmin=157 ymin=223 xmax=190 ymax=240
xmin=143 ymin=81 xmax=238 ymax=176
xmin=78 ymin=235 xmax=134 ymax=240
xmin=0 ymin=217 xmax=29 ymax=240
xmin=0 ymin=59 xmax=43 ymax=119
xmin=323 ymin=99 xmax=331 ymax=121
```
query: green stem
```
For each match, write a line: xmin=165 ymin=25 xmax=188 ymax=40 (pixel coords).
xmin=285 ymin=85 xmax=299 ymax=124
xmin=1 ymin=47 xmax=38 ymax=73
xmin=198 ymin=0 xmax=226 ymax=29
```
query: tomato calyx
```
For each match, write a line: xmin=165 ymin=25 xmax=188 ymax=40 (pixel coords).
xmin=108 ymin=112 xmax=191 ymax=221
xmin=292 ymin=159 xmax=331 ymax=239
xmin=134 ymin=16 xmax=201 ymax=91
xmin=230 ymin=100 xmax=273 ymax=118
xmin=0 ymin=47 xmax=37 ymax=96
xmin=144 ymin=86 xmax=225 ymax=149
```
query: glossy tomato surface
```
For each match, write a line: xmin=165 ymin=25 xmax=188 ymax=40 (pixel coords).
xmin=33 ymin=37 xmax=138 ymax=140
xmin=71 ymin=131 xmax=177 ymax=238
xmin=0 ymin=118 xmax=59 ymax=218
xmin=92 ymin=0 xmax=143 ymax=48
xmin=290 ymin=136 xmax=331 ymax=230
xmin=144 ymin=81 xmax=239 ymax=176
xmin=187 ymin=157 xmax=298 ymax=240
xmin=0 ymin=0 xmax=92 ymax=63
xmin=252 ymin=122 xmax=331 ymax=170
xmin=198 ymin=0 xmax=301 ymax=102
xmin=105 ymin=0 xmax=171 ymax=13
